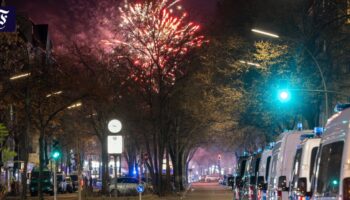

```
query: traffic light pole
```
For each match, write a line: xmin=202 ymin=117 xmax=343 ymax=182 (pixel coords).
xmin=54 ymin=160 xmax=57 ymax=200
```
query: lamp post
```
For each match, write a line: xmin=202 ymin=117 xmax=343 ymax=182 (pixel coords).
xmin=252 ymin=28 xmax=329 ymax=124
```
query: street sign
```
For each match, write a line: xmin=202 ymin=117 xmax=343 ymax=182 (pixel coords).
xmin=136 ymin=184 xmax=144 ymax=193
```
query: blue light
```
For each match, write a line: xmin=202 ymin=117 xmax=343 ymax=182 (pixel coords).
xmin=297 ymin=123 xmax=303 ymax=130
xmin=133 ymin=166 xmax=137 ymax=175
xmin=314 ymin=127 xmax=324 ymax=136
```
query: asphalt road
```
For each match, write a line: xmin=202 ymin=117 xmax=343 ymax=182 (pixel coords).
xmin=183 ymin=182 xmax=233 ymax=200
xmin=6 ymin=182 xmax=233 ymax=200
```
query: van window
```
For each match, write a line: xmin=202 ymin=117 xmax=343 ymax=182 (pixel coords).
xmin=245 ymin=158 xmax=252 ymax=176
xmin=240 ymin=160 xmax=247 ymax=177
xmin=316 ymin=141 xmax=343 ymax=197
xmin=254 ymin=157 xmax=261 ymax=176
xmin=265 ymin=156 xmax=271 ymax=181
xmin=269 ymin=154 xmax=279 ymax=186
xmin=309 ymin=147 xmax=318 ymax=180
xmin=291 ymin=148 xmax=303 ymax=189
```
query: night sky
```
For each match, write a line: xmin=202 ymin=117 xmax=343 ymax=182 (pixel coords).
xmin=7 ymin=0 xmax=218 ymax=46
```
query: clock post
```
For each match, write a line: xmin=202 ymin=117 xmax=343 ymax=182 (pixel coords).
xmin=107 ymin=119 xmax=123 ymax=197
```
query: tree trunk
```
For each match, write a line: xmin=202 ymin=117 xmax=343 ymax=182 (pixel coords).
xmin=38 ymin=129 xmax=45 ymax=200
xmin=165 ymin=149 xmax=171 ymax=192
xmin=20 ymin=133 xmax=29 ymax=200
xmin=157 ymin=143 xmax=165 ymax=196
xmin=20 ymin=92 xmax=30 ymax=200
xmin=177 ymin=150 xmax=184 ymax=191
xmin=100 ymin=135 xmax=109 ymax=195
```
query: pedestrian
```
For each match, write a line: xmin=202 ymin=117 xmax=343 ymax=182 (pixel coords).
xmin=84 ymin=176 xmax=88 ymax=190
xmin=89 ymin=177 xmax=93 ymax=192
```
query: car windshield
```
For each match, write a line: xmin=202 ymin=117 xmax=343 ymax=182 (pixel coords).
xmin=57 ymin=175 xmax=64 ymax=182
xmin=70 ymin=175 xmax=78 ymax=181
xmin=31 ymin=171 xmax=51 ymax=179
xmin=316 ymin=141 xmax=343 ymax=197
xmin=125 ymin=178 xmax=139 ymax=183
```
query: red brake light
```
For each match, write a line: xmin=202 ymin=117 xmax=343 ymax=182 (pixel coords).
xmin=277 ymin=190 xmax=282 ymax=197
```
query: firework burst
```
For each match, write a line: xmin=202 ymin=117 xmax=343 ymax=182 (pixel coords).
xmin=115 ymin=0 xmax=204 ymax=91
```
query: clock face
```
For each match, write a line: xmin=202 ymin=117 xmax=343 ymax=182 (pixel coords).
xmin=108 ymin=119 xmax=122 ymax=133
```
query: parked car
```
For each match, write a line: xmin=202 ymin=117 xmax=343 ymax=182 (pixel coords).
xmin=109 ymin=177 xmax=145 ymax=196
xmin=267 ymin=130 xmax=314 ymax=200
xmin=69 ymin=174 xmax=79 ymax=191
xmin=222 ymin=174 xmax=233 ymax=186
xmin=65 ymin=177 xmax=74 ymax=193
xmin=242 ymin=151 xmax=262 ymax=200
xmin=29 ymin=168 xmax=54 ymax=196
xmin=233 ymin=154 xmax=250 ymax=200
xmin=205 ymin=174 xmax=221 ymax=182
xmin=57 ymin=173 xmax=67 ymax=193
xmin=256 ymin=147 xmax=273 ymax=200
xmin=289 ymin=131 xmax=321 ymax=200
xmin=312 ymin=104 xmax=350 ymax=199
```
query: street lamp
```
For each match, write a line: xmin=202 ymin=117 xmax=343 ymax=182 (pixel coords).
xmin=67 ymin=102 xmax=82 ymax=109
xmin=239 ymin=60 xmax=261 ymax=67
xmin=251 ymin=29 xmax=279 ymax=38
xmin=46 ymin=91 xmax=63 ymax=98
xmin=9 ymin=73 xmax=31 ymax=80
xmin=252 ymin=28 xmax=329 ymax=124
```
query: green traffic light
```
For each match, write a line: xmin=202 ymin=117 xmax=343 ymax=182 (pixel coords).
xmin=332 ymin=180 xmax=338 ymax=185
xmin=52 ymin=151 xmax=60 ymax=159
xmin=278 ymin=89 xmax=291 ymax=102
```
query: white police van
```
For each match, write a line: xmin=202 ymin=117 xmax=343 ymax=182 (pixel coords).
xmin=289 ymin=128 xmax=322 ymax=200
xmin=257 ymin=147 xmax=273 ymax=200
xmin=313 ymin=104 xmax=350 ymax=200
xmin=267 ymin=130 xmax=314 ymax=200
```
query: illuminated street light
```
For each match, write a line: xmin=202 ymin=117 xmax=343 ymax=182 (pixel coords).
xmin=239 ymin=60 xmax=261 ymax=67
xmin=67 ymin=102 xmax=82 ymax=109
xmin=46 ymin=91 xmax=63 ymax=98
xmin=251 ymin=29 xmax=279 ymax=38
xmin=9 ymin=73 xmax=31 ymax=80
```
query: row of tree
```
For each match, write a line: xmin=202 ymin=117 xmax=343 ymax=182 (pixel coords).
xmin=1 ymin=0 xmax=347 ymax=199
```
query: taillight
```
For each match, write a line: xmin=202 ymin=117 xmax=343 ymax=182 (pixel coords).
xmin=249 ymin=185 xmax=254 ymax=199
xmin=277 ymin=190 xmax=282 ymax=198
xmin=343 ymin=178 xmax=350 ymax=200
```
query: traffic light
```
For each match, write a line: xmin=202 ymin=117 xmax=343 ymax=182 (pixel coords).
xmin=278 ymin=89 xmax=291 ymax=102
xmin=51 ymin=139 xmax=61 ymax=160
